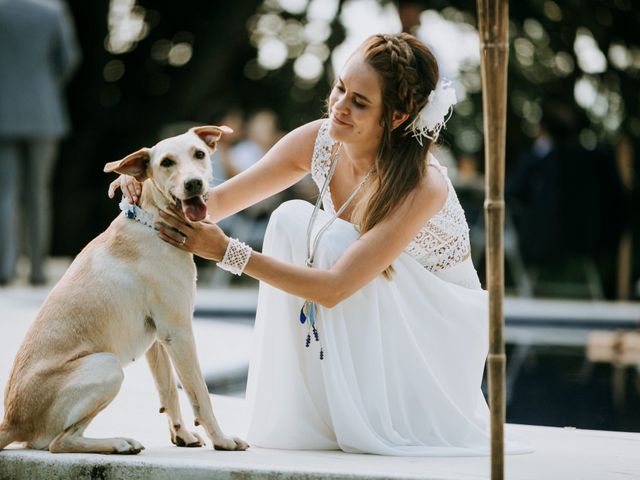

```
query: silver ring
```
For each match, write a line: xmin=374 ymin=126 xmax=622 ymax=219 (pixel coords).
xmin=181 ymin=235 xmax=187 ymax=245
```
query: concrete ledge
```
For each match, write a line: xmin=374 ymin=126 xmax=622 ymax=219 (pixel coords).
xmin=2 ymin=417 xmax=640 ymax=480
xmin=2 ymin=357 xmax=640 ymax=480
xmin=2 ymin=286 xmax=640 ymax=479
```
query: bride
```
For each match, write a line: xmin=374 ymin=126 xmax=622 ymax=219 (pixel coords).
xmin=112 ymin=32 xmax=528 ymax=456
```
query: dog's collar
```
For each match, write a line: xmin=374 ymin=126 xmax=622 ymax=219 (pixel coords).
xmin=119 ymin=197 xmax=157 ymax=231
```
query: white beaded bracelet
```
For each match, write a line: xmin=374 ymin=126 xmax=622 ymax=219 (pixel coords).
xmin=217 ymin=238 xmax=252 ymax=276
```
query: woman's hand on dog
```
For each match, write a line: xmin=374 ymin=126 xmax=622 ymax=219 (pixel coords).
xmin=156 ymin=205 xmax=229 ymax=261
xmin=108 ymin=174 xmax=142 ymax=205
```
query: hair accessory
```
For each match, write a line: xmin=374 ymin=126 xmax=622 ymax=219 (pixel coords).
xmin=217 ymin=238 xmax=252 ymax=275
xmin=406 ymin=78 xmax=457 ymax=146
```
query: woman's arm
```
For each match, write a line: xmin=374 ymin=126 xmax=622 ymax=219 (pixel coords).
xmin=206 ymin=120 xmax=322 ymax=222
xmin=158 ymin=166 xmax=449 ymax=308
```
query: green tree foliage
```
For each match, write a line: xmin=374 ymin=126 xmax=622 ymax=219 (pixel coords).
xmin=56 ymin=0 xmax=639 ymax=273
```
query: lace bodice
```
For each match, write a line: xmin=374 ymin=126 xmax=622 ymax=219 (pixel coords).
xmin=310 ymin=120 xmax=471 ymax=273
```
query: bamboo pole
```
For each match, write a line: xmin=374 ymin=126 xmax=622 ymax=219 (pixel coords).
xmin=476 ymin=0 xmax=509 ymax=479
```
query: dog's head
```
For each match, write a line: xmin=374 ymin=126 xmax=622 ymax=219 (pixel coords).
xmin=104 ymin=126 xmax=232 ymax=222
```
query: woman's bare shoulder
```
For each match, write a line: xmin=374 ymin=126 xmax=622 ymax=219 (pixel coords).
xmin=283 ymin=118 xmax=324 ymax=147
xmin=271 ymin=119 xmax=325 ymax=170
xmin=412 ymin=160 xmax=449 ymax=217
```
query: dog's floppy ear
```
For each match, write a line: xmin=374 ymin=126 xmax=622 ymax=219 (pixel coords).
xmin=190 ymin=125 xmax=233 ymax=148
xmin=104 ymin=148 xmax=151 ymax=182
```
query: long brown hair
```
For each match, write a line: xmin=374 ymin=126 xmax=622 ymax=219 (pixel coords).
xmin=350 ymin=33 xmax=440 ymax=278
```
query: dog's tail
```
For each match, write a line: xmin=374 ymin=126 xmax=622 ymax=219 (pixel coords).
xmin=0 ymin=423 xmax=16 ymax=450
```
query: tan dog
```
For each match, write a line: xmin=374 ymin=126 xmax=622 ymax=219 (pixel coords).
xmin=0 ymin=126 xmax=248 ymax=454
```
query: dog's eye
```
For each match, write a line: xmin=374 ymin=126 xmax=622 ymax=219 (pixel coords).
xmin=160 ymin=158 xmax=175 ymax=168
xmin=194 ymin=150 xmax=206 ymax=160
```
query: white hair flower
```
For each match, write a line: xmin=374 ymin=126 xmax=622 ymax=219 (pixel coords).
xmin=406 ymin=78 xmax=457 ymax=146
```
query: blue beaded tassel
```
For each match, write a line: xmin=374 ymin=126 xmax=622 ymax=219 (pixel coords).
xmin=299 ymin=300 xmax=324 ymax=359
xmin=308 ymin=302 xmax=316 ymax=326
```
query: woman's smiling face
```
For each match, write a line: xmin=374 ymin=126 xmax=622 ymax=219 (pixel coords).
xmin=327 ymin=51 xmax=385 ymax=146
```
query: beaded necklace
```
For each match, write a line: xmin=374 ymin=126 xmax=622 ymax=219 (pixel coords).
xmin=119 ymin=197 xmax=157 ymax=231
xmin=300 ymin=144 xmax=374 ymax=360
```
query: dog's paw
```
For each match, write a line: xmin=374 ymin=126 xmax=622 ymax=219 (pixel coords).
xmin=171 ymin=428 xmax=205 ymax=448
xmin=113 ymin=437 xmax=145 ymax=454
xmin=231 ymin=436 xmax=250 ymax=451
xmin=213 ymin=435 xmax=249 ymax=451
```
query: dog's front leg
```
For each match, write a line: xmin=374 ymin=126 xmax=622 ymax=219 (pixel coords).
xmin=145 ymin=341 xmax=205 ymax=448
xmin=160 ymin=326 xmax=248 ymax=451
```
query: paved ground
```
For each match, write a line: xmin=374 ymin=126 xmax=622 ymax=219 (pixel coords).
xmin=1 ymin=260 xmax=640 ymax=479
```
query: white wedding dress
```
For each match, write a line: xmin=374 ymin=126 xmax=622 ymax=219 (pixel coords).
xmin=244 ymin=120 xmax=529 ymax=456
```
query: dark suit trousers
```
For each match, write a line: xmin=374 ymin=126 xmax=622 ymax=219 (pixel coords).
xmin=0 ymin=139 xmax=57 ymax=282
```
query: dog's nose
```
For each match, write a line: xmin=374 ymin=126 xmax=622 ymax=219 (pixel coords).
xmin=184 ymin=178 xmax=204 ymax=195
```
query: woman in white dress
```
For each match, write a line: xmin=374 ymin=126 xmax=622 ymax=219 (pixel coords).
xmin=114 ymin=33 xmax=527 ymax=456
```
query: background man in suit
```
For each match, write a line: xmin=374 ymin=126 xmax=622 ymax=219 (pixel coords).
xmin=0 ymin=0 xmax=80 ymax=285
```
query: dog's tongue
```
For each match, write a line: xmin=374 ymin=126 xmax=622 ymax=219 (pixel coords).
xmin=182 ymin=196 xmax=207 ymax=222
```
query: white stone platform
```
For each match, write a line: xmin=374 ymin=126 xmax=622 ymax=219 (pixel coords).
xmin=1 ymin=283 xmax=640 ymax=479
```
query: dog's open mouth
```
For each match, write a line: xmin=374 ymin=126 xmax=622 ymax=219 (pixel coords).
xmin=173 ymin=193 xmax=209 ymax=222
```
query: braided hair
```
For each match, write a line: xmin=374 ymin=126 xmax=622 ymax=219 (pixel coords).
xmin=350 ymin=33 xmax=439 ymax=278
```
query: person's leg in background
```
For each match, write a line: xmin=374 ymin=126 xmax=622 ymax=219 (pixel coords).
xmin=0 ymin=141 xmax=21 ymax=285
xmin=23 ymin=138 xmax=58 ymax=285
